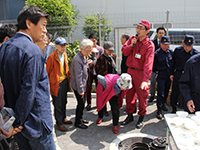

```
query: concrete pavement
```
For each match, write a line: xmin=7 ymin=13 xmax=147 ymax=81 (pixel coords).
xmin=54 ymin=92 xmax=172 ymax=150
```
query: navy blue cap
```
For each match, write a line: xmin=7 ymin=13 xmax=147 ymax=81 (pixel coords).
xmin=55 ymin=37 xmax=67 ymax=45
xmin=161 ymin=36 xmax=170 ymax=44
xmin=184 ymin=35 xmax=195 ymax=46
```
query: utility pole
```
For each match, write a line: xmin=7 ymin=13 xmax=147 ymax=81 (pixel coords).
xmin=166 ymin=10 xmax=170 ymax=36
xmin=98 ymin=12 xmax=101 ymax=46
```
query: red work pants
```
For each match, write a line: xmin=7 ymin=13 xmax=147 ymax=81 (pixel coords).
xmin=125 ymin=68 xmax=149 ymax=116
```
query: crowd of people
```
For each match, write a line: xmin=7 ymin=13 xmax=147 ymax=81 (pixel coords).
xmin=0 ymin=5 xmax=200 ymax=150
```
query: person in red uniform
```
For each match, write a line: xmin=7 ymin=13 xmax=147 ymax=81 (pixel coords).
xmin=121 ymin=20 xmax=154 ymax=129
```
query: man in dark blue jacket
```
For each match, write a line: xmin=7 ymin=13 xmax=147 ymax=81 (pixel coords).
xmin=170 ymin=35 xmax=199 ymax=113
xmin=0 ymin=6 xmax=55 ymax=150
xmin=153 ymin=36 xmax=173 ymax=119
xmin=179 ymin=53 xmax=200 ymax=113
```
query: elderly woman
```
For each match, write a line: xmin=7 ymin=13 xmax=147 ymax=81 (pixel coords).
xmin=70 ymin=39 xmax=93 ymax=129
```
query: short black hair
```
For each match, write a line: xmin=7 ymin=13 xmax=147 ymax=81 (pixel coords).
xmin=17 ymin=5 xmax=50 ymax=31
xmin=0 ymin=24 xmax=17 ymax=43
xmin=88 ymin=33 xmax=97 ymax=40
xmin=156 ymin=27 xmax=166 ymax=33
xmin=121 ymin=33 xmax=130 ymax=41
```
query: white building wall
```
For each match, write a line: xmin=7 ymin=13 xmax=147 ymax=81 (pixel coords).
xmin=71 ymin=0 xmax=200 ymax=37
xmin=70 ymin=0 xmax=200 ymax=72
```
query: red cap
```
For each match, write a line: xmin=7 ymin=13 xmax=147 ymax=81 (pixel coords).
xmin=137 ymin=20 xmax=151 ymax=30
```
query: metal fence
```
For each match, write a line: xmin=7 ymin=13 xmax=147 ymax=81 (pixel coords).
xmin=1 ymin=10 xmax=200 ymax=73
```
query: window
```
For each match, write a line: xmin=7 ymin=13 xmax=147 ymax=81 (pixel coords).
xmin=169 ymin=31 xmax=184 ymax=45
xmin=148 ymin=31 xmax=154 ymax=38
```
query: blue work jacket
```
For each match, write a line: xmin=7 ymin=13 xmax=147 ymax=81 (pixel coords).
xmin=170 ymin=46 xmax=199 ymax=75
xmin=153 ymin=47 xmax=173 ymax=73
xmin=0 ymin=33 xmax=53 ymax=138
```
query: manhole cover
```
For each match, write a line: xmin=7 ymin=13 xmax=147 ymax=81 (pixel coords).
xmin=110 ymin=133 xmax=157 ymax=150
xmin=118 ymin=136 xmax=153 ymax=150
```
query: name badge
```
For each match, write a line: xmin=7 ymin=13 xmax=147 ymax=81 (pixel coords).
xmin=135 ymin=53 xmax=141 ymax=59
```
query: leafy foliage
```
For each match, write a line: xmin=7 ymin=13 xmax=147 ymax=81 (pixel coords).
xmin=82 ymin=12 xmax=113 ymax=41
xmin=26 ymin=0 xmax=79 ymax=37
xmin=66 ymin=40 xmax=80 ymax=65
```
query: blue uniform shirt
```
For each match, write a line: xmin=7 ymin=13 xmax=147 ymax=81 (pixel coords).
xmin=179 ymin=53 xmax=200 ymax=103
xmin=153 ymin=47 xmax=173 ymax=72
xmin=170 ymin=46 xmax=199 ymax=75
xmin=0 ymin=33 xmax=53 ymax=138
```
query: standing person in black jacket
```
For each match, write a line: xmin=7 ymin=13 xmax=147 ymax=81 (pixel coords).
xmin=170 ymin=35 xmax=199 ymax=113
xmin=179 ymin=53 xmax=200 ymax=113
xmin=153 ymin=36 xmax=173 ymax=119
xmin=85 ymin=34 xmax=104 ymax=111
xmin=120 ymin=33 xmax=130 ymax=74
xmin=149 ymin=27 xmax=166 ymax=102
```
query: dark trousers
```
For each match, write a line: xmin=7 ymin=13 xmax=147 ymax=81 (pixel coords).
xmin=121 ymin=54 xmax=128 ymax=73
xmin=157 ymin=71 xmax=171 ymax=107
xmin=73 ymin=89 xmax=86 ymax=125
xmin=170 ymin=72 xmax=182 ymax=108
xmin=98 ymin=95 xmax=119 ymax=126
xmin=86 ymin=72 xmax=97 ymax=105
xmin=52 ymin=78 xmax=68 ymax=126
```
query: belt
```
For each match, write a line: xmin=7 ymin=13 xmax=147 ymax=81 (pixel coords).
xmin=175 ymin=69 xmax=184 ymax=73
xmin=130 ymin=67 xmax=143 ymax=71
xmin=158 ymin=69 xmax=169 ymax=72
xmin=192 ymin=92 xmax=200 ymax=95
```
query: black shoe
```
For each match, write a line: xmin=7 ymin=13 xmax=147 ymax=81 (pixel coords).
xmin=157 ymin=107 xmax=163 ymax=119
xmin=148 ymin=96 xmax=155 ymax=102
xmin=121 ymin=114 xmax=133 ymax=125
xmin=75 ymin=123 xmax=88 ymax=129
xmin=81 ymin=119 xmax=89 ymax=124
xmin=171 ymin=107 xmax=177 ymax=113
xmin=162 ymin=104 xmax=168 ymax=111
xmin=157 ymin=113 xmax=163 ymax=119
xmin=86 ymin=104 xmax=91 ymax=111
xmin=136 ymin=115 xmax=144 ymax=129
xmin=133 ymin=107 xmax=137 ymax=113
xmin=104 ymin=111 xmax=109 ymax=116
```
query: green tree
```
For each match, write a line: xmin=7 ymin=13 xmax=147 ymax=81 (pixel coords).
xmin=82 ymin=12 xmax=113 ymax=42
xmin=66 ymin=40 xmax=80 ymax=65
xmin=26 ymin=0 xmax=79 ymax=37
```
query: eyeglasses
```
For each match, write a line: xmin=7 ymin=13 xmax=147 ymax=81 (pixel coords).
xmin=137 ymin=26 xmax=146 ymax=30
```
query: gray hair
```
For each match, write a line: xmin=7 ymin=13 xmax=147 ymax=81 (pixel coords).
xmin=80 ymin=39 xmax=93 ymax=50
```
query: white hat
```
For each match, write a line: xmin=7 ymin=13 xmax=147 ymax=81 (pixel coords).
xmin=92 ymin=48 xmax=99 ymax=53
xmin=117 ymin=73 xmax=132 ymax=90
